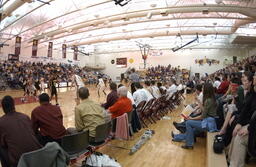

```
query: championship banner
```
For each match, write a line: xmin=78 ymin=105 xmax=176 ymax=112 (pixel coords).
xmin=62 ymin=44 xmax=67 ymax=58
xmin=32 ymin=39 xmax=38 ymax=57
xmin=15 ymin=36 xmax=21 ymax=56
xmin=73 ymin=45 xmax=78 ymax=60
xmin=47 ymin=42 xmax=53 ymax=57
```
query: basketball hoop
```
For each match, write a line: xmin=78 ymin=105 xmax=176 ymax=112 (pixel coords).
xmin=142 ymin=54 xmax=147 ymax=60
xmin=136 ymin=41 xmax=151 ymax=69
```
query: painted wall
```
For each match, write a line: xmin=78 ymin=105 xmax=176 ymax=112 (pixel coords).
xmin=96 ymin=48 xmax=249 ymax=81
xmin=249 ymin=47 xmax=256 ymax=56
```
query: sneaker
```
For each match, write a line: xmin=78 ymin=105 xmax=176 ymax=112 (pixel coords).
xmin=181 ymin=145 xmax=193 ymax=149
xmin=171 ymin=131 xmax=175 ymax=138
xmin=173 ymin=122 xmax=186 ymax=133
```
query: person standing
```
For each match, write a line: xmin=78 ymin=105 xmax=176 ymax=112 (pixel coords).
xmin=40 ymin=77 xmax=46 ymax=93
xmin=72 ymin=73 xmax=85 ymax=100
xmin=129 ymin=68 xmax=140 ymax=83
xmin=49 ymin=75 xmax=59 ymax=105
xmin=97 ymin=76 xmax=106 ymax=98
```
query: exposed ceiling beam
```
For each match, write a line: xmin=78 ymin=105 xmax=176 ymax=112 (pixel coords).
xmin=1 ymin=0 xmax=32 ymax=21
xmin=25 ymin=4 xmax=256 ymax=42
xmin=0 ymin=0 xmax=55 ymax=33
xmin=23 ymin=16 xmax=252 ymax=46
xmin=0 ymin=0 xmax=112 ymax=33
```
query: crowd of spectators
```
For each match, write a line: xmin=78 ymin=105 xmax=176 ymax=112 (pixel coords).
xmin=0 ymin=54 xmax=256 ymax=167
xmin=0 ymin=60 xmax=108 ymax=90
xmin=145 ymin=64 xmax=183 ymax=81
xmin=171 ymin=55 xmax=256 ymax=167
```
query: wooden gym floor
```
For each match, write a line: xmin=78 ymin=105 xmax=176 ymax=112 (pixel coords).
xmin=0 ymin=86 xmax=206 ymax=167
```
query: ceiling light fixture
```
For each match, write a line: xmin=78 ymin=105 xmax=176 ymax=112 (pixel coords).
xmin=147 ymin=12 xmax=152 ymax=19
xmin=150 ymin=4 xmax=157 ymax=8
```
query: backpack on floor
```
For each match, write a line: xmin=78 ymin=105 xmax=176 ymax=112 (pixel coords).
xmin=213 ymin=135 xmax=225 ymax=154
xmin=82 ymin=152 xmax=121 ymax=167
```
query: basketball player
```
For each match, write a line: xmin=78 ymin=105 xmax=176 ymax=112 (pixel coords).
xmin=21 ymin=78 xmax=36 ymax=102
xmin=49 ymin=75 xmax=59 ymax=105
xmin=21 ymin=78 xmax=28 ymax=103
xmin=34 ymin=77 xmax=41 ymax=96
xmin=72 ymin=72 xmax=85 ymax=99
xmin=40 ymin=77 xmax=46 ymax=93
xmin=97 ymin=76 xmax=106 ymax=98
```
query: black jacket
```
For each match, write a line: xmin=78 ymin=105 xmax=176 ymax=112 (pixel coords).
xmin=237 ymin=90 xmax=256 ymax=126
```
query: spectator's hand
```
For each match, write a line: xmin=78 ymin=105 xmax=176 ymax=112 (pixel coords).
xmin=198 ymin=102 xmax=203 ymax=109
xmin=231 ymin=97 xmax=235 ymax=104
xmin=232 ymin=124 xmax=242 ymax=137
xmin=229 ymin=115 xmax=235 ymax=125
xmin=238 ymin=125 xmax=249 ymax=136
xmin=185 ymin=116 xmax=192 ymax=120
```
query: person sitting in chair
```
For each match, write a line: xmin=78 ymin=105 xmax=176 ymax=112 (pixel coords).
xmin=31 ymin=93 xmax=67 ymax=145
xmin=107 ymin=86 xmax=132 ymax=119
xmin=0 ymin=96 xmax=41 ymax=167
xmin=172 ymin=83 xmax=217 ymax=149
xmin=75 ymin=87 xmax=105 ymax=142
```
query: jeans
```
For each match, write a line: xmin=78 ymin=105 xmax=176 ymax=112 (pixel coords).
xmin=173 ymin=120 xmax=204 ymax=146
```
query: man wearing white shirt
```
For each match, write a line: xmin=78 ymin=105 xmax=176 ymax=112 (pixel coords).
xmin=213 ymin=77 xmax=221 ymax=89
xmin=133 ymin=83 xmax=149 ymax=106
xmin=74 ymin=74 xmax=85 ymax=89
xmin=97 ymin=76 xmax=106 ymax=98
xmin=167 ymin=78 xmax=177 ymax=98
xmin=72 ymin=73 xmax=85 ymax=99
xmin=142 ymin=88 xmax=154 ymax=101
xmin=144 ymin=81 xmax=155 ymax=100
xmin=151 ymin=80 xmax=161 ymax=98
xmin=177 ymin=80 xmax=183 ymax=91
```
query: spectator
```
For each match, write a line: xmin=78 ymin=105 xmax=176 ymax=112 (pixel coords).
xmin=172 ymin=83 xmax=217 ymax=149
xmin=151 ymin=80 xmax=161 ymax=98
xmin=220 ymin=72 xmax=256 ymax=146
xmin=216 ymin=74 xmax=230 ymax=96
xmin=129 ymin=68 xmax=140 ymax=83
xmin=213 ymin=77 xmax=221 ymax=89
xmin=118 ymin=84 xmax=135 ymax=107
xmin=133 ymin=82 xmax=149 ymax=106
xmin=102 ymin=82 xmax=118 ymax=109
xmin=144 ymin=81 xmax=155 ymax=98
xmin=31 ymin=93 xmax=67 ymax=145
xmin=173 ymin=84 xmax=203 ymax=133
xmin=167 ymin=78 xmax=177 ymax=98
xmin=0 ymin=96 xmax=41 ymax=167
xmin=75 ymin=87 xmax=105 ymax=142
xmin=228 ymin=72 xmax=256 ymax=167
xmin=108 ymin=86 xmax=132 ymax=119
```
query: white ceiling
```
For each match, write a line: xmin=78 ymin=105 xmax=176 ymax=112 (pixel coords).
xmin=1 ymin=0 xmax=256 ymax=53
